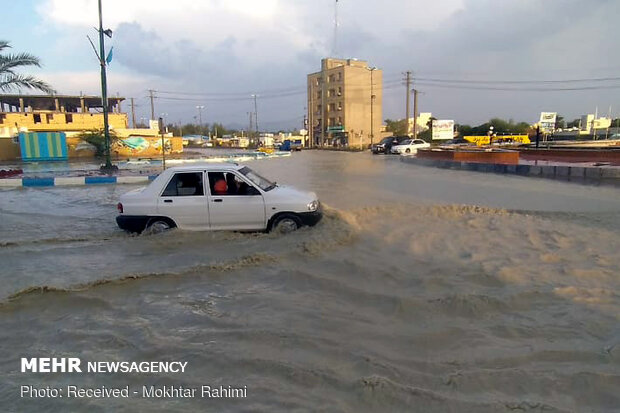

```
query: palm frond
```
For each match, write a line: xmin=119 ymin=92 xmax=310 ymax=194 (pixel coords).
xmin=0 ymin=40 xmax=11 ymax=52
xmin=0 ymin=74 xmax=56 ymax=94
xmin=0 ymin=53 xmax=42 ymax=75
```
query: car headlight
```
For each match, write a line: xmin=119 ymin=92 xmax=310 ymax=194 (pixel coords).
xmin=307 ymin=200 xmax=319 ymax=212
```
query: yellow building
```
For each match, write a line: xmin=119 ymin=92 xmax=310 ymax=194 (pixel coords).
xmin=307 ymin=58 xmax=383 ymax=148
xmin=0 ymin=94 xmax=182 ymax=160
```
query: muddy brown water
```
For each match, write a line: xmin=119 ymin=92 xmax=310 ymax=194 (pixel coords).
xmin=1 ymin=151 xmax=619 ymax=412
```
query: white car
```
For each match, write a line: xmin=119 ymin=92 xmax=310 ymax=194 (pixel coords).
xmin=116 ymin=164 xmax=322 ymax=234
xmin=390 ymin=139 xmax=430 ymax=155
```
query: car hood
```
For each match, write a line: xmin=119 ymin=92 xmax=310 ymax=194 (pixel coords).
xmin=265 ymin=185 xmax=318 ymax=203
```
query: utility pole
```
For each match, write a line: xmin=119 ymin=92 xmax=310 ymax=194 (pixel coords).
xmin=412 ymin=88 xmax=419 ymax=138
xmin=158 ymin=117 xmax=166 ymax=170
xmin=248 ymin=111 xmax=253 ymax=145
xmin=130 ymin=97 xmax=136 ymax=128
xmin=148 ymin=89 xmax=155 ymax=120
xmin=405 ymin=71 xmax=411 ymax=135
xmin=196 ymin=105 xmax=204 ymax=133
xmin=252 ymin=94 xmax=259 ymax=137
xmin=309 ymin=84 xmax=314 ymax=148
xmin=321 ymin=62 xmax=326 ymax=147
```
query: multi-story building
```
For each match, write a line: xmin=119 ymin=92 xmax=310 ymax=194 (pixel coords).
xmin=307 ymin=58 xmax=382 ymax=148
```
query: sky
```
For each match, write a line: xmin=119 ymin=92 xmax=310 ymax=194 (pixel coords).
xmin=4 ymin=0 xmax=620 ymax=130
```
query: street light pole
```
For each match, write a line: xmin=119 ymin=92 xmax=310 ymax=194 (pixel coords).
xmin=97 ymin=0 xmax=114 ymax=171
xmin=367 ymin=67 xmax=377 ymax=147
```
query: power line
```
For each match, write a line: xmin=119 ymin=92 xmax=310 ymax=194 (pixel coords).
xmin=414 ymin=82 xmax=620 ymax=91
xmin=416 ymin=76 xmax=620 ymax=84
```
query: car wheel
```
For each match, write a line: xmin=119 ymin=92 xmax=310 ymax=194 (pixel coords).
xmin=405 ymin=148 xmax=411 ymax=153
xmin=271 ymin=214 xmax=302 ymax=234
xmin=145 ymin=219 xmax=172 ymax=235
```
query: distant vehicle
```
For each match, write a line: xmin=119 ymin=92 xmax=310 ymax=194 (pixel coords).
xmin=390 ymin=139 xmax=430 ymax=155
xmin=290 ymin=139 xmax=303 ymax=151
xmin=116 ymin=164 xmax=322 ymax=234
xmin=371 ymin=136 xmax=410 ymax=154
xmin=183 ymin=135 xmax=210 ymax=147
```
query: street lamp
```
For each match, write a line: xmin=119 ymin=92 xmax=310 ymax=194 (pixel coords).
xmin=366 ymin=67 xmax=378 ymax=147
xmin=488 ymin=125 xmax=494 ymax=146
xmin=96 ymin=0 xmax=116 ymax=172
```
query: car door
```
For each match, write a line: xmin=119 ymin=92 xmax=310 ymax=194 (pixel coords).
xmin=207 ymin=171 xmax=266 ymax=230
xmin=157 ymin=171 xmax=209 ymax=230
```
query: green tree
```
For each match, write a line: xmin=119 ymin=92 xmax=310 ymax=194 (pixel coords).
xmin=76 ymin=129 xmax=118 ymax=157
xmin=0 ymin=40 xmax=54 ymax=93
xmin=384 ymin=118 xmax=408 ymax=136
xmin=456 ymin=124 xmax=473 ymax=137
xmin=417 ymin=116 xmax=436 ymax=142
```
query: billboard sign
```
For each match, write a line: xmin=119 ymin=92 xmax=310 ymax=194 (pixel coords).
xmin=539 ymin=112 xmax=557 ymax=133
xmin=432 ymin=120 xmax=454 ymax=140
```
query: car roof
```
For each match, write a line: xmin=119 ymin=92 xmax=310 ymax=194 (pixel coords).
xmin=166 ymin=163 xmax=245 ymax=172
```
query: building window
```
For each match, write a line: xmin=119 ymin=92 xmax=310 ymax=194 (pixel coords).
xmin=337 ymin=117 xmax=342 ymax=125
xmin=337 ymin=72 xmax=342 ymax=81
xmin=0 ymin=114 xmax=5 ymax=124
xmin=328 ymin=103 xmax=335 ymax=112
xmin=337 ymin=103 xmax=342 ymax=111
xmin=328 ymin=117 xmax=335 ymax=126
xmin=317 ymin=91 xmax=322 ymax=99
xmin=46 ymin=114 xmax=53 ymax=123
xmin=33 ymin=113 xmax=41 ymax=123
xmin=66 ymin=114 xmax=73 ymax=123
xmin=329 ymin=74 xmax=335 ymax=83
xmin=337 ymin=87 xmax=342 ymax=96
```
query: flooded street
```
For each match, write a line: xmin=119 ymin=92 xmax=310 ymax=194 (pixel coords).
xmin=1 ymin=151 xmax=619 ymax=412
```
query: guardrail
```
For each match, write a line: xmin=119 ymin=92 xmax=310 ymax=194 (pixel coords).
xmin=0 ymin=175 xmax=157 ymax=188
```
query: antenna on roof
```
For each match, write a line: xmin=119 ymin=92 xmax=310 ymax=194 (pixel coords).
xmin=332 ymin=0 xmax=339 ymax=57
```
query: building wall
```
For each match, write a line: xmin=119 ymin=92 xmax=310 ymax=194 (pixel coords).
xmin=0 ymin=137 xmax=20 ymax=161
xmin=308 ymin=58 xmax=382 ymax=148
xmin=0 ymin=112 xmax=128 ymax=132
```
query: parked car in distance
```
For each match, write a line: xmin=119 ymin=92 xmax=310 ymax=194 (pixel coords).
xmin=116 ymin=164 xmax=322 ymax=234
xmin=371 ymin=136 xmax=410 ymax=154
xmin=390 ymin=139 xmax=430 ymax=155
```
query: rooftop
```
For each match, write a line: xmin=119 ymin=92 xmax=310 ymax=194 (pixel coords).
xmin=0 ymin=94 xmax=125 ymax=112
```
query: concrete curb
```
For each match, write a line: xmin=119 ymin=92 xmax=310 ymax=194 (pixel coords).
xmin=400 ymin=156 xmax=620 ymax=184
xmin=0 ymin=175 xmax=157 ymax=188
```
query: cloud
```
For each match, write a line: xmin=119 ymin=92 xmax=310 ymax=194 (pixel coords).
xmin=35 ymin=0 xmax=620 ymax=127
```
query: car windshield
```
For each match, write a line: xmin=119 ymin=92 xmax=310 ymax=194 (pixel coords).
xmin=239 ymin=166 xmax=276 ymax=191
xmin=399 ymin=139 xmax=412 ymax=145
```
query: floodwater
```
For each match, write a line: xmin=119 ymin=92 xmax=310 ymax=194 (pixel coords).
xmin=1 ymin=151 xmax=619 ymax=412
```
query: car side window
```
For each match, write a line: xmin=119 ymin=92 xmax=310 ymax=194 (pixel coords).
xmin=161 ymin=172 xmax=204 ymax=197
xmin=208 ymin=171 xmax=260 ymax=196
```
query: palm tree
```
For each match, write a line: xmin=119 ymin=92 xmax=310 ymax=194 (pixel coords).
xmin=0 ymin=40 xmax=54 ymax=94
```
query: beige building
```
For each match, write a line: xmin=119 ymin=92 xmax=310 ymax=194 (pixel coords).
xmin=307 ymin=58 xmax=382 ymax=148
